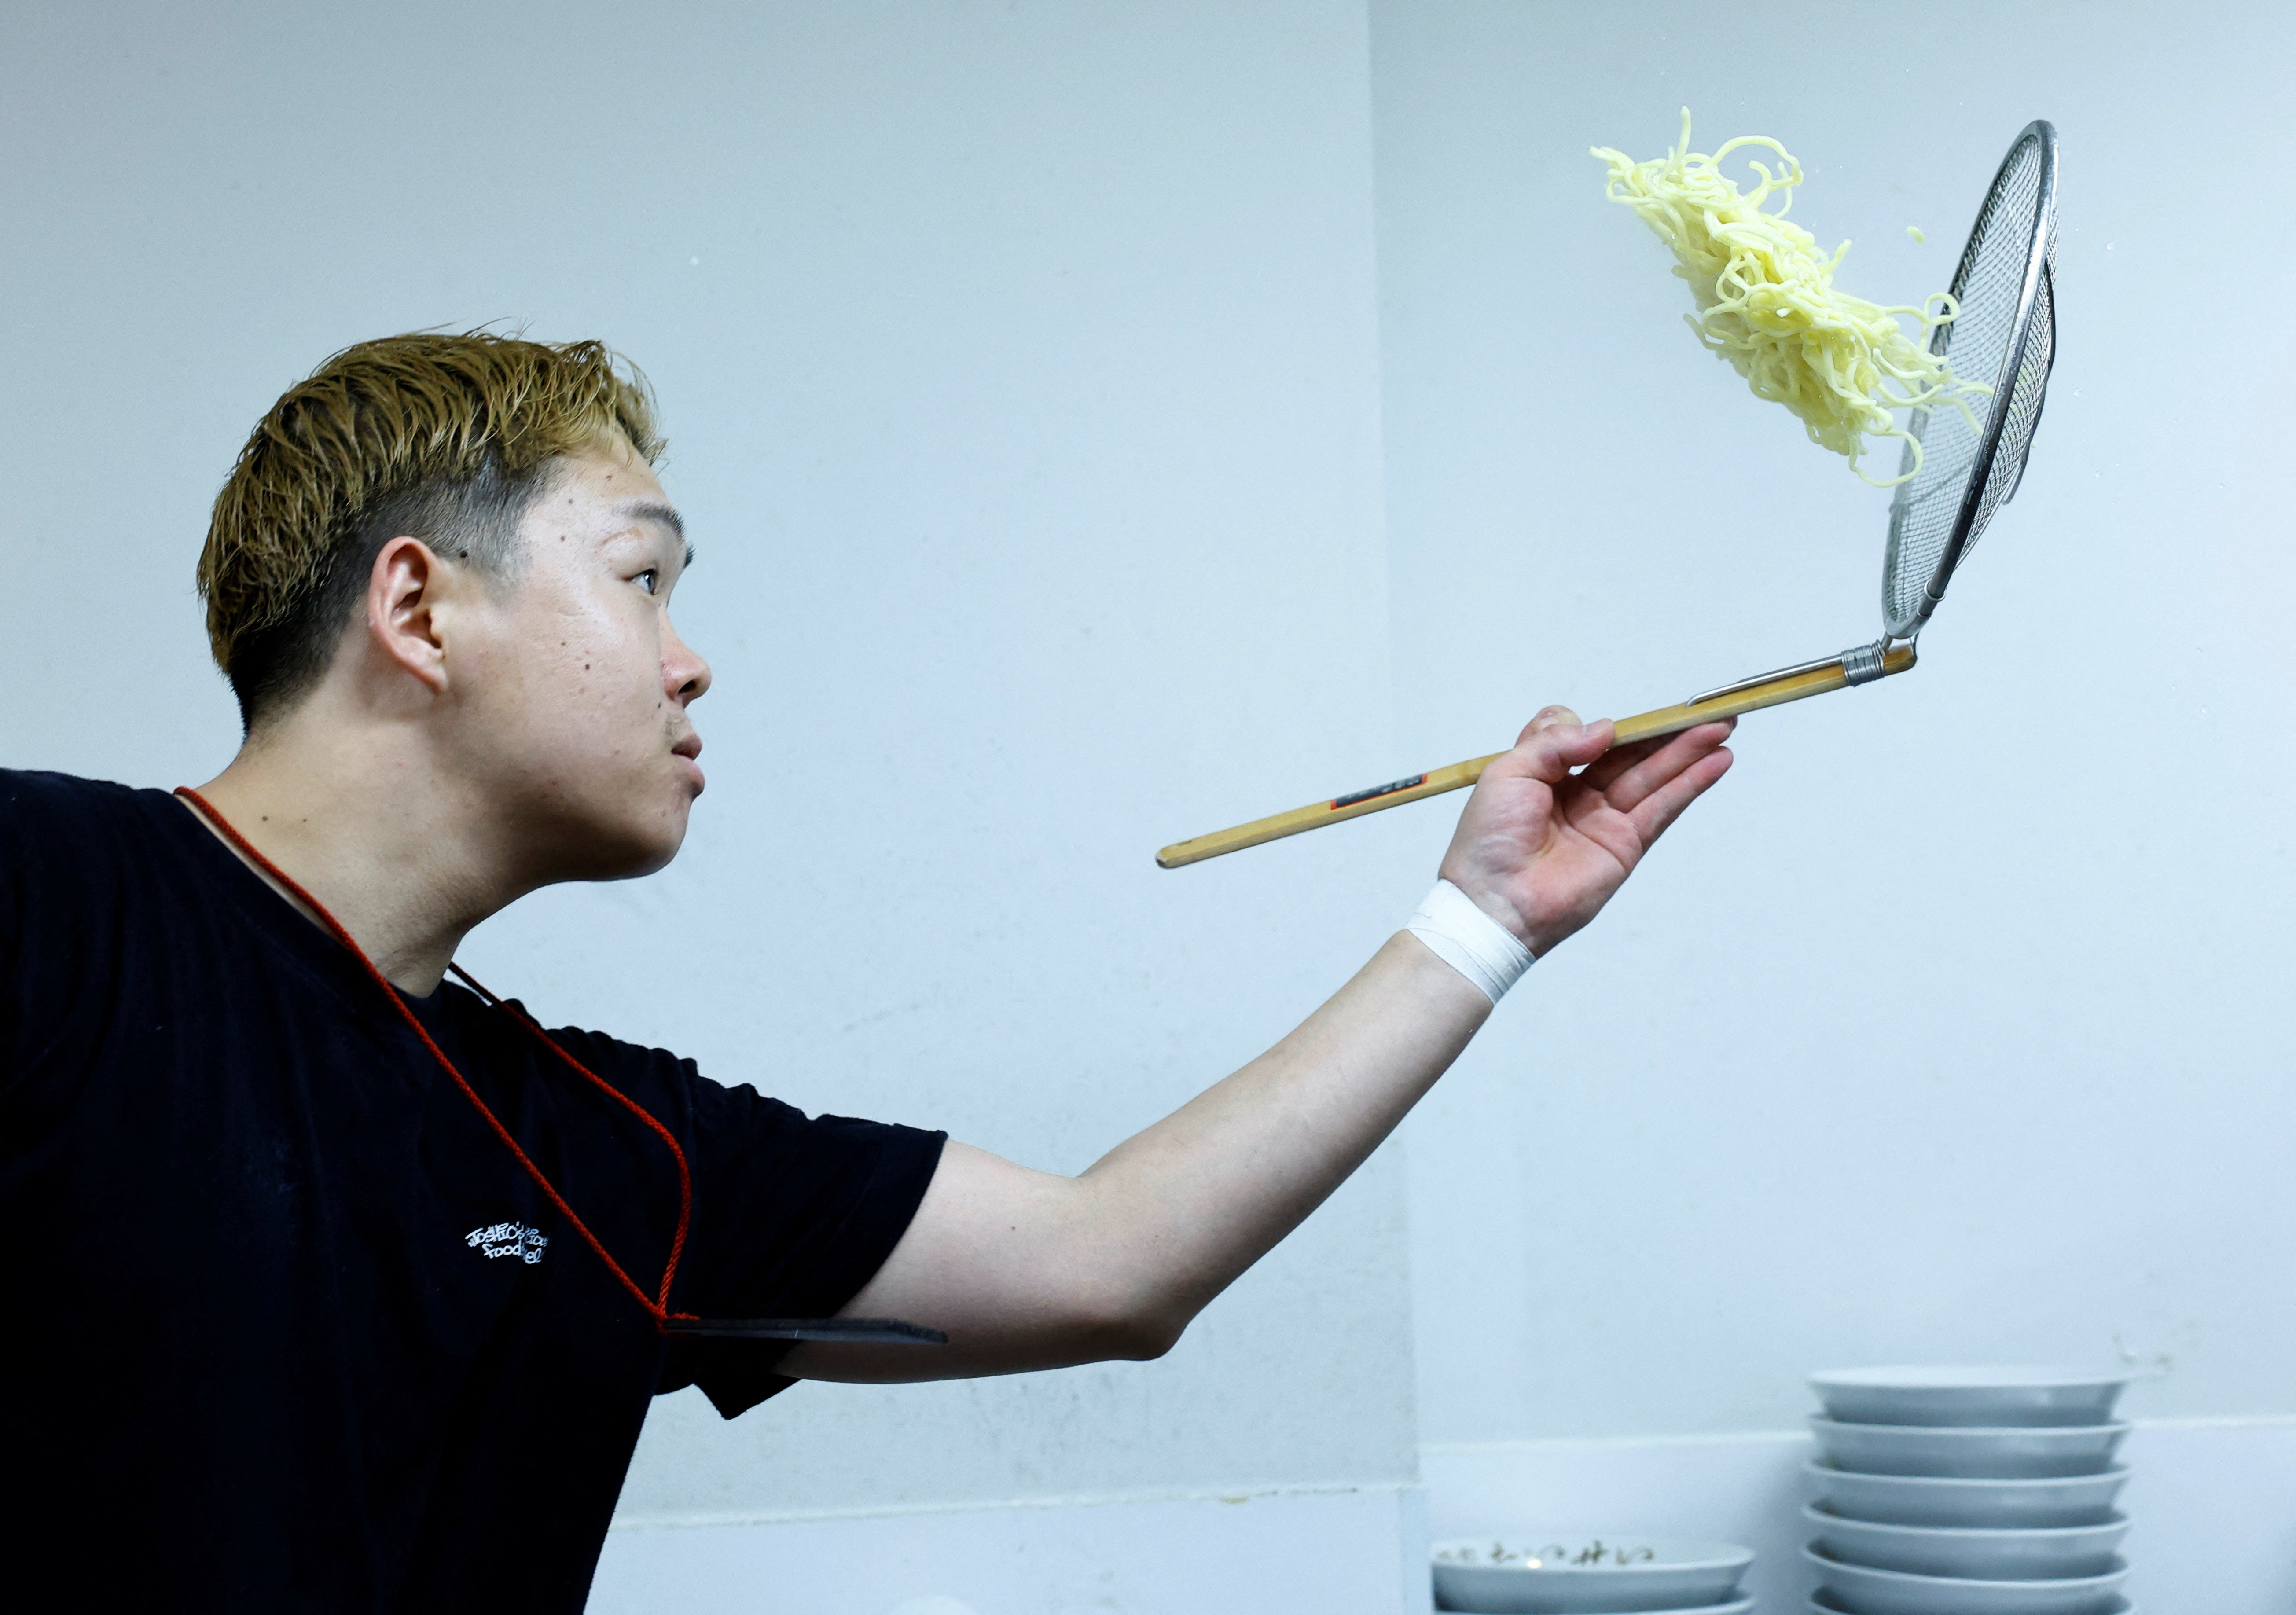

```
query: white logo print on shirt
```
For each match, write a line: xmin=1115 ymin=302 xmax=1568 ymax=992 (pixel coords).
xmin=465 ymin=1222 xmax=549 ymax=1264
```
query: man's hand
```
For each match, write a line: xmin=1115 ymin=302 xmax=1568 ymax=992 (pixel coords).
xmin=779 ymin=705 xmax=1736 ymax=1384
xmin=1439 ymin=709 xmax=1734 ymax=957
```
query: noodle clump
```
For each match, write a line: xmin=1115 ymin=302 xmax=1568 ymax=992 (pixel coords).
xmin=1592 ymin=111 xmax=1985 ymax=486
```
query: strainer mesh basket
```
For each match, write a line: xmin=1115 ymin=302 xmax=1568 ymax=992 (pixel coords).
xmin=1882 ymin=123 xmax=2059 ymax=639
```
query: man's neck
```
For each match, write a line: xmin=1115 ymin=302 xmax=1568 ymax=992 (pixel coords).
xmin=182 ymin=718 xmax=518 ymax=995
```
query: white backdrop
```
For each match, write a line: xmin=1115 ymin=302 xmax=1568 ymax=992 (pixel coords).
xmin=0 ymin=0 xmax=1422 ymax=1534
xmin=1372 ymin=0 xmax=2296 ymax=1443
xmin=4 ymin=2 xmax=2292 ymax=1610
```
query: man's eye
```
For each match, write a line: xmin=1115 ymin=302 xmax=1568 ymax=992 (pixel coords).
xmin=635 ymin=568 xmax=659 ymax=595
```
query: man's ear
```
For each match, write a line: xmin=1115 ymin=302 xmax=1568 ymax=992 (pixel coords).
xmin=364 ymin=537 xmax=454 ymax=695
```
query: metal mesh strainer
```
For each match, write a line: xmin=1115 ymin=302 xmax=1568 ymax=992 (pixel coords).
xmin=1883 ymin=121 xmax=2059 ymax=639
xmin=1157 ymin=120 xmax=2064 ymax=869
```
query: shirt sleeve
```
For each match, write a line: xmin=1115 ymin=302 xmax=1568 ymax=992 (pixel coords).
xmin=0 ymin=774 xmax=29 ymax=1072
xmin=0 ymin=771 xmax=129 ymax=1099
xmin=655 ymin=1073 xmax=946 ymax=1418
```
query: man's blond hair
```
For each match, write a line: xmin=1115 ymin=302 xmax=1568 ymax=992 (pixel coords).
xmin=199 ymin=331 xmax=662 ymax=728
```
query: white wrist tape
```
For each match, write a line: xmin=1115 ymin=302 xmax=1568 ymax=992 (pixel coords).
xmin=1407 ymin=879 xmax=1535 ymax=1006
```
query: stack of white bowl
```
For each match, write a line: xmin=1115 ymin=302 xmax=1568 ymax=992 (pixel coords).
xmin=1430 ymin=1534 xmax=1754 ymax=1615
xmin=1800 ymin=1366 xmax=2136 ymax=1615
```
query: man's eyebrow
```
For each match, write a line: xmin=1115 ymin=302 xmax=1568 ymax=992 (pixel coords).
xmin=618 ymin=499 xmax=694 ymax=568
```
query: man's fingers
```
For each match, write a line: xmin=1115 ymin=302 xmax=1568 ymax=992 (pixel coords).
xmin=1506 ymin=716 xmax=1612 ymax=784
xmin=1623 ymin=745 xmax=1734 ymax=846
xmin=1576 ymin=731 xmax=1669 ymax=792
xmin=1506 ymin=707 xmax=1580 ymax=763
xmin=1514 ymin=705 xmax=1581 ymax=746
xmin=1591 ymin=721 xmax=1734 ymax=814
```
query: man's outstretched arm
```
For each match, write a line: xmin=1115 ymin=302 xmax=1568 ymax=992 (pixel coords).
xmin=779 ymin=709 xmax=1734 ymax=1382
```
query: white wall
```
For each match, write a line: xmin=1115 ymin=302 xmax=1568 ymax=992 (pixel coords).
xmin=7 ymin=1 xmax=2294 ymax=1608
xmin=0 ymin=0 xmax=1423 ymax=1571
xmin=597 ymin=1486 xmax=1431 ymax=1615
xmin=1370 ymin=0 xmax=2296 ymax=1446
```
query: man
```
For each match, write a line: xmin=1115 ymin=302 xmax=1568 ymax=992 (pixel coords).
xmin=0 ymin=333 xmax=1732 ymax=1611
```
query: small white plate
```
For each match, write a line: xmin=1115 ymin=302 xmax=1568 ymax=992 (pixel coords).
xmin=1439 ymin=1600 xmax=1752 ymax=1615
xmin=1807 ymin=1461 xmax=2131 ymax=1528
xmin=1808 ymin=1417 xmax=2129 ymax=1478
xmin=1809 ymin=1366 xmax=2134 ymax=1428
xmin=1805 ymin=1545 xmax=2129 ymax=1615
xmin=1430 ymin=1536 xmax=1752 ymax=1613
xmin=1812 ymin=1595 xmax=2131 ymax=1615
xmin=1804 ymin=1501 xmax=2129 ymax=1579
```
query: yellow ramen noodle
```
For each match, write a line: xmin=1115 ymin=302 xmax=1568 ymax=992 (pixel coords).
xmin=1592 ymin=111 xmax=1985 ymax=486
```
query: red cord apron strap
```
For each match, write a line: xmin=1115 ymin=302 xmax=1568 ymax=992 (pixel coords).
xmin=175 ymin=787 xmax=698 ymax=1330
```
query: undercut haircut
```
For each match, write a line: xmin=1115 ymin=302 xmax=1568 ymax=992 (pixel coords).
xmin=199 ymin=331 xmax=663 ymax=731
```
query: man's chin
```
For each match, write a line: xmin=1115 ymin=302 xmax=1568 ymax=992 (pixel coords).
xmin=561 ymin=800 xmax=693 ymax=885
xmin=630 ymin=802 xmax=695 ymax=877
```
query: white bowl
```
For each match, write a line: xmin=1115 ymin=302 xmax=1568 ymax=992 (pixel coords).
xmin=1807 ymin=1462 xmax=2131 ymax=1528
xmin=1804 ymin=1546 xmax=2129 ymax=1615
xmin=1813 ymin=1596 xmax=2131 ymax=1615
xmin=1429 ymin=1537 xmax=1752 ymax=1613
xmin=1810 ymin=1366 xmax=2134 ymax=1428
xmin=1804 ymin=1502 xmax=2129 ymax=1578
xmin=1808 ymin=1417 xmax=2129 ymax=1477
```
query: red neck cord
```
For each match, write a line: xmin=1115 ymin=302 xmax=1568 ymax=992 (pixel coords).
xmin=175 ymin=787 xmax=697 ymax=1330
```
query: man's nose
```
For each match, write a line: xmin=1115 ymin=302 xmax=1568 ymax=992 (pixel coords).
xmin=664 ymin=619 xmax=711 ymax=704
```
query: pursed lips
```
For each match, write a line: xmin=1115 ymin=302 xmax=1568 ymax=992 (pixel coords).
xmin=671 ymin=730 xmax=705 ymax=792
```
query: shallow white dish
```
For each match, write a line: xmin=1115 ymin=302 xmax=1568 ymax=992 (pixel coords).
xmin=1808 ymin=1417 xmax=2129 ymax=1478
xmin=1442 ymin=1601 xmax=1752 ymax=1615
xmin=1430 ymin=1537 xmax=1752 ymax=1613
xmin=1804 ymin=1546 xmax=2129 ymax=1615
xmin=1812 ymin=1595 xmax=2131 ymax=1615
xmin=1804 ymin=1502 xmax=2128 ymax=1579
xmin=1809 ymin=1366 xmax=2134 ymax=1428
xmin=1807 ymin=1462 xmax=2131 ymax=1528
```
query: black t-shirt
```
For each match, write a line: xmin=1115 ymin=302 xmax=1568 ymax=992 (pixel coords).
xmin=0 ymin=770 xmax=945 ymax=1612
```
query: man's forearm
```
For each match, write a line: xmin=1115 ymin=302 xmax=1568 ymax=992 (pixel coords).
xmin=783 ymin=713 xmax=1731 ymax=1384
xmin=1070 ymin=930 xmax=1488 ymax=1343
xmin=781 ymin=930 xmax=1489 ymax=1381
